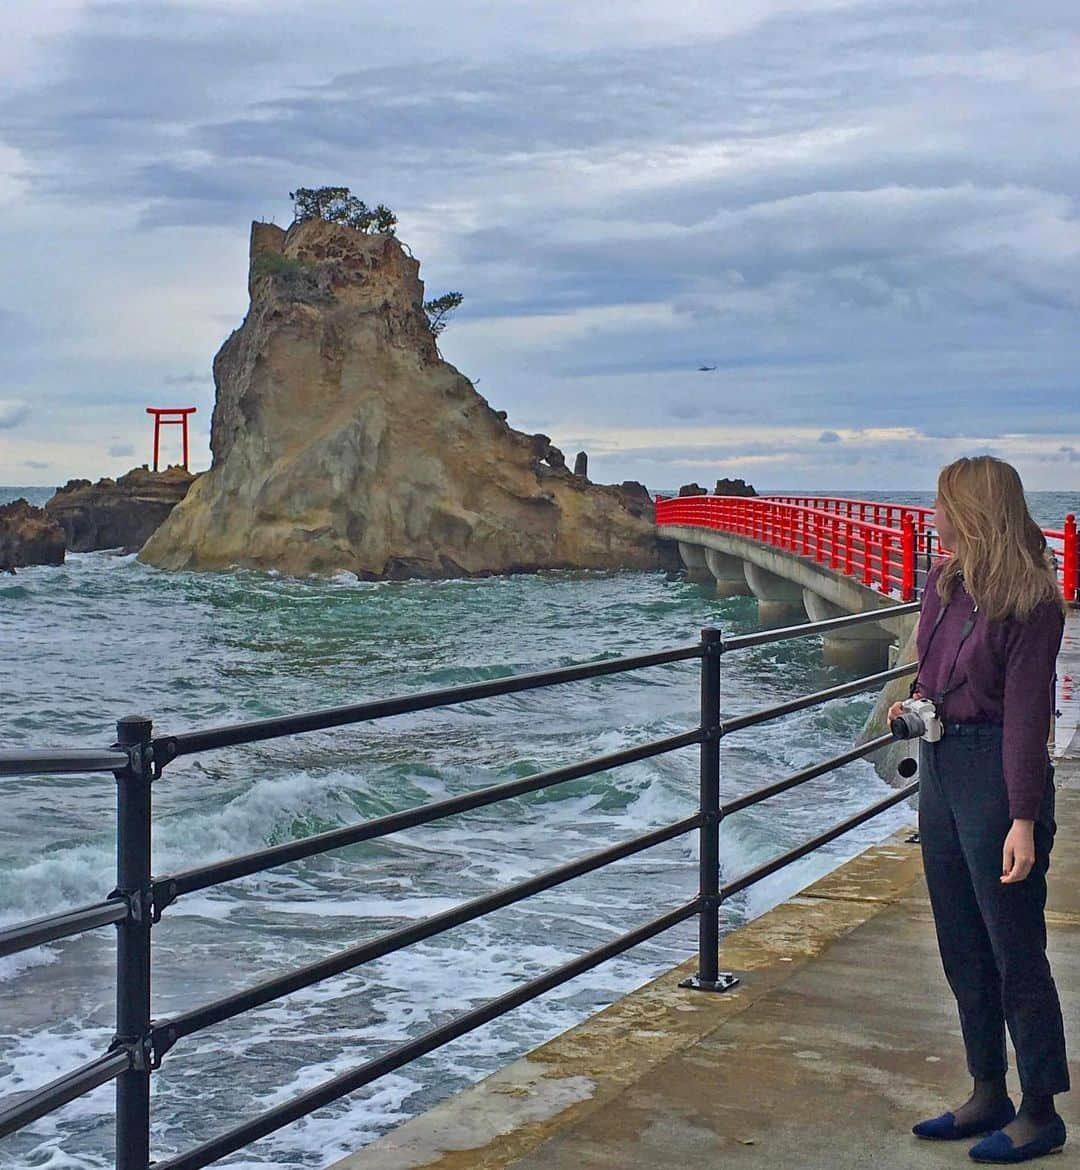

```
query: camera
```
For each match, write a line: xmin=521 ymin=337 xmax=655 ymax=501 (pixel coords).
xmin=890 ymin=697 xmax=943 ymax=743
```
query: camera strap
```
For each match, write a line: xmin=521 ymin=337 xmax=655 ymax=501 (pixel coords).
xmin=911 ymin=596 xmax=979 ymax=705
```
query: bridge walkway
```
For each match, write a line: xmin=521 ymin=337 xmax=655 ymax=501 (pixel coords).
xmin=657 ymin=494 xmax=1078 ymax=608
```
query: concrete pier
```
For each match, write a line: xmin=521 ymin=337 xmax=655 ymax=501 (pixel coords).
xmin=743 ymin=561 xmax=807 ymax=626
xmin=333 ymin=771 xmax=1079 ymax=1170
xmin=705 ymin=548 xmax=753 ymax=597
xmin=332 ymin=624 xmax=1080 ymax=1170
xmin=661 ymin=523 xmax=916 ymax=664
xmin=677 ymin=541 xmax=713 ymax=584
xmin=802 ymin=589 xmax=893 ymax=672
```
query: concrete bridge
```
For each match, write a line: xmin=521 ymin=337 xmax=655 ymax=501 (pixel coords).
xmin=657 ymin=494 xmax=1078 ymax=672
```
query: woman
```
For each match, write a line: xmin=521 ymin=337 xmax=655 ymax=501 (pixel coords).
xmin=889 ymin=456 xmax=1068 ymax=1163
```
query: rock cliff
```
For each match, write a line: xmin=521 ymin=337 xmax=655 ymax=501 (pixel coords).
xmin=141 ymin=219 xmax=665 ymax=578
xmin=46 ymin=466 xmax=196 ymax=553
xmin=0 ymin=500 xmax=65 ymax=568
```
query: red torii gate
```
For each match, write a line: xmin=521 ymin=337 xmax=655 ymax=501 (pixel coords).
xmin=146 ymin=407 xmax=196 ymax=472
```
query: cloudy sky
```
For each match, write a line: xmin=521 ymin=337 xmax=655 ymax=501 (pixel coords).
xmin=1 ymin=0 xmax=1078 ymax=491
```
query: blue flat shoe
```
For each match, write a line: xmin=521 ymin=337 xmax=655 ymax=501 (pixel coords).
xmin=969 ymin=1115 xmax=1066 ymax=1163
xmin=913 ymin=1099 xmax=1016 ymax=1140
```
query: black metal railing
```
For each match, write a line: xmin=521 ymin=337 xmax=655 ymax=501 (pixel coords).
xmin=0 ymin=601 xmax=920 ymax=1168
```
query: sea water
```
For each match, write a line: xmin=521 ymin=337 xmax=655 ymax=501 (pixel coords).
xmin=1 ymin=487 xmax=1076 ymax=1168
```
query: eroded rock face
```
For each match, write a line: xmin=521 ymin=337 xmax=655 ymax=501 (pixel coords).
xmin=0 ymin=500 xmax=65 ymax=568
xmin=141 ymin=219 xmax=665 ymax=578
xmin=46 ymin=466 xmax=197 ymax=553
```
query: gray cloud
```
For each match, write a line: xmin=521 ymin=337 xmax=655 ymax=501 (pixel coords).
xmin=23 ymin=459 xmax=50 ymax=469
xmin=0 ymin=1 xmax=1079 ymax=489
xmin=818 ymin=430 xmax=842 ymax=443
xmin=0 ymin=400 xmax=29 ymax=429
xmin=108 ymin=442 xmax=135 ymax=457
xmin=163 ymin=373 xmax=209 ymax=387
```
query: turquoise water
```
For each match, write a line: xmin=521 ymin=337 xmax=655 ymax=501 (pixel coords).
xmin=0 ymin=486 xmax=1075 ymax=1168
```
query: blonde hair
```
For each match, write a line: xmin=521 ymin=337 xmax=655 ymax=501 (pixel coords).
xmin=936 ymin=456 xmax=1064 ymax=622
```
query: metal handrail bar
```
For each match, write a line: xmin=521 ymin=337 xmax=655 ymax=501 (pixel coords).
xmin=158 ymin=644 xmax=702 ymax=762
xmin=723 ymin=602 xmax=920 ymax=651
xmin=720 ymin=733 xmax=895 ymax=818
xmin=719 ymin=781 xmax=920 ymax=901
xmin=0 ymin=1049 xmax=131 ymax=1139
xmin=157 ymin=729 xmax=704 ymax=904
xmin=0 ymin=748 xmax=130 ymax=779
xmin=722 ymin=663 xmax=916 ymax=736
xmin=154 ymin=898 xmax=701 ymax=1170
xmin=0 ymin=897 xmax=129 ymax=960
xmin=152 ymin=816 xmax=701 ymax=1051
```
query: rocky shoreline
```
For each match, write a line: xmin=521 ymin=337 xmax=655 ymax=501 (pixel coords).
xmin=46 ymin=466 xmax=196 ymax=554
xmin=0 ymin=467 xmax=196 ymax=567
xmin=0 ymin=499 xmax=65 ymax=569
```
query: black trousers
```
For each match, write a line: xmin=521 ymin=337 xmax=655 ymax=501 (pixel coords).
xmin=919 ymin=724 xmax=1070 ymax=1096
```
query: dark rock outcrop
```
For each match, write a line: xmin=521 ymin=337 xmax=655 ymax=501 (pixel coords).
xmin=46 ymin=466 xmax=197 ymax=553
xmin=713 ymin=477 xmax=757 ymax=497
xmin=616 ymin=481 xmax=653 ymax=515
xmin=0 ymin=500 xmax=65 ymax=568
xmin=678 ymin=483 xmax=708 ymax=497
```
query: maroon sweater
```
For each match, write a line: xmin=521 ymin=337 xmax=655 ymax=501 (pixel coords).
xmin=915 ymin=563 xmax=1064 ymax=820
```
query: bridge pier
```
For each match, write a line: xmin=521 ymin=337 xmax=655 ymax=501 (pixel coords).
xmin=704 ymin=549 xmax=753 ymax=597
xmin=676 ymin=541 xmax=713 ymax=584
xmin=801 ymin=589 xmax=894 ymax=673
xmin=743 ymin=563 xmax=806 ymax=626
xmin=663 ymin=525 xmax=916 ymax=663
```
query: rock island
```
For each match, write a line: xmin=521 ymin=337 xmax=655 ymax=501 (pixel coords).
xmin=141 ymin=218 xmax=665 ymax=578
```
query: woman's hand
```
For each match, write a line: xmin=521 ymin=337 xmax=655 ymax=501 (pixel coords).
xmin=1001 ymin=820 xmax=1036 ymax=884
xmin=887 ymin=691 xmax=922 ymax=724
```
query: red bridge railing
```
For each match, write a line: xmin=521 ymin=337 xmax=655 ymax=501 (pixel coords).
xmin=655 ymin=495 xmax=1078 ymax=606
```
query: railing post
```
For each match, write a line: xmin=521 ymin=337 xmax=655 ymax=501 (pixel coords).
xmin=1064 ymin=514 xmax=1077 ymax=604
xmin=680 ymin=628 xmax=738 ymax=993
xmin=114 ymin=714 xmax=154 ymax=1170
xmin=901 ymin=513 xmax=916 ymax=601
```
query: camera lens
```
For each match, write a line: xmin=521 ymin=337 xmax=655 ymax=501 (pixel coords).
xmin=890 ymin=713 xmax=926 ymax=740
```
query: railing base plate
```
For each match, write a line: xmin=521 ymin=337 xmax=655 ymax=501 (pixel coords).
xmin=679 ymin=972 xmax=740 ymax=993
